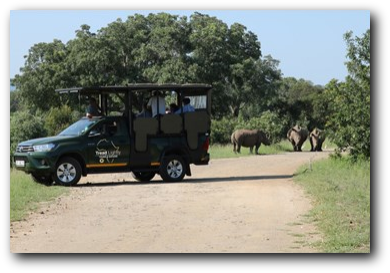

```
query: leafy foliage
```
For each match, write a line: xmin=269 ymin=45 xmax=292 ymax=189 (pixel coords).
xmin=211 ymin=111 xmax=288 ymax=145
xmin=10 ymin=110 xmax=47 ymax=155
xmin=10 ymin=89 xmax=22 ymax=113
xmin=44 ymin=105 xmax=80 ymax=136
xmin=324 ymin=30 xmax=370 ymax=159
xmin=274 ymin=77 xmax=326 ymax=130
xmin=11 ymin=12 xmax=279 ymax=119
xmin=250 ymin=111 xmax=288 ymax=143
xmin=210 ymin=117 xmax=238 ymax=144
xmin=11 ymin=40 xmax=68 ymax=112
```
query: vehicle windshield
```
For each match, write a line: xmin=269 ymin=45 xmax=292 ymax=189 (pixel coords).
xmin=58 ymin=118 xmax=98 ymax=136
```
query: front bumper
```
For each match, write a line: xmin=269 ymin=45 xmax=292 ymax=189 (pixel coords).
xmin=13 ymin=152 xmax=57 ymax=174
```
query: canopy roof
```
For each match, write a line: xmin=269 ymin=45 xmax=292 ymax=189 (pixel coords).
xmin=55 ymin=83 xmax=212 ymax=95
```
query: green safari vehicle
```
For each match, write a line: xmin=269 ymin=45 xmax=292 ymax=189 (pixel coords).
xmin=13 ymin=84 xmax=212 ymax=186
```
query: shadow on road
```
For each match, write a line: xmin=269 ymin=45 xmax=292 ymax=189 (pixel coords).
xmin=71 ymin=174 xmax=293 ymax=188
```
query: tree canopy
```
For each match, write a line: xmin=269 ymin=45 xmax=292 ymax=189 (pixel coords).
xmin=11 ymin=12 xmax=280 ymax=117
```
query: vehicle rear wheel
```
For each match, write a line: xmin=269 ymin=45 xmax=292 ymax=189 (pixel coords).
xmin=31 ymin=173 xmax=53 ymax=186
xmin=160 ymin=155 xmax=186 ymax=182
xmin=132 ymin=171 xmax=156 ymax=182
xmin=53 ymin=157 xmax=82 ymax=186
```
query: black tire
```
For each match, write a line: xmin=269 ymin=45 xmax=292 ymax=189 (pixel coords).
xmin=132 ymin=171 xmax=156 ymax=182
xmin=31 ymin=173 xmax=53 ymax=186
xmin=53 ymin=157 xmax=82 ymax=186
xmin=160 ymin=155 xmax=186 ymax=182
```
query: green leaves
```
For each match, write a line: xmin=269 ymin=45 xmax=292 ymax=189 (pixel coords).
xmin=325 ymin=30 xmax=370 ymax=159
xmin=12 ymin=12 xmax=270 ymax=118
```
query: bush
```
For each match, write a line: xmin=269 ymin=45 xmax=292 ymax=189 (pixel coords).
xmin=235 ymin=110 xmax=288 ymax=143
xmin=211 ymin=117 xmax=238 ymax=144
xmin=10 ymin=110 xmax=47 ymax=156
xmin=257 ymin=111 xmax=288 ymax=143
xmin=45 ymin=105 xmax=80 ymax=136
xmin=211 ymin=111 xmax=288 ymax=145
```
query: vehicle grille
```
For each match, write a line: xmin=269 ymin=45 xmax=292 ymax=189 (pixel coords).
xmin=16 ymin=145 xmax=34 ymax=153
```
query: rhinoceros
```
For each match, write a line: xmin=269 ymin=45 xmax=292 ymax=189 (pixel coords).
xmin=287 ymin=125 xmax=309 ymax=152
xmin=309 ymin=128 xmax=326 ymax=152
xmin=231 ymin=129 xmax=270 ymax=154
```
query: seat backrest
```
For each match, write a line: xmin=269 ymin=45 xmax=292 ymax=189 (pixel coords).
xmin=133 ymin=118 xmax=159 ymax=152
xmin=184 ymin=111 xmax=210 ymax=150
xmin=161 ymin=114 xmax=183 ymax=134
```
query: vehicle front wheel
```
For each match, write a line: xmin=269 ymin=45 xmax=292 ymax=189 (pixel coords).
xmin=132 ymin=171 xmax=156 ymax=182
xmin=53 ymin=157 xmax=82 ymax=186
xmin=31 ymin=173 xmax=53 ymax=186
xmin=160 ymin=155 xmax=186 ymax=182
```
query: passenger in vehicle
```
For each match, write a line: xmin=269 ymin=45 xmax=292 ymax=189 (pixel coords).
xmin=175 ymin=97 xmax=195 ymax=114
xmin=136 ymin=102 xmax=152 ymax=118
xmin=86 ymin=97 xmax=101 ymax=118
xmin=169 ymin=103 xmax=179 ymax=114
xmin=147 ymin=91 xmax=166 ymax=117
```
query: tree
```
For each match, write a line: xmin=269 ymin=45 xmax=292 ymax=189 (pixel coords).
xmin=10 ymin=89 xmax=22 ymax=113
xmin=325 ymin=30 xmax=370 ymax=159
xmin=273 ymin=77 xmax=326 ymax=130
xmin=11 ymin=12 xmax=276 ymax=119
xmin=11 ymin=40 xmax=69 ymax=112
xmin=45 ymin=105 xmax=79 ymax=136
xmin=225 ymin=55 xmax=281 ymax=117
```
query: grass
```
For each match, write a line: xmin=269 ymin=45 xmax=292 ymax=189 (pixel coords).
xmin=294 ymin=157 xmax=370 ymax=253
xmin=10 ymin=169 xmax=69 ymax=222
xmin=209 ymin=140 xmax=337 ymax=159
xmin=209 ymin=140 xmax=292 ymax=159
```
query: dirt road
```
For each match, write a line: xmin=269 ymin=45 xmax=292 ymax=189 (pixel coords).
xmin=10 ymin=151 xmax=330 ymax=253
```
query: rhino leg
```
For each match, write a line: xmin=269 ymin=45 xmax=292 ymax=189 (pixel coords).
xmin=309 ymin=137 xmax=314 ymax=152
xmin=255 ymin=144 xmax=260 ymax=155
xmin=290 ymin=139 xmax=297 ymax=151
xmin=316 ymin=139 xmax=323 ymax=151
xmin=249 ymin=146 xmax=253 ymax=154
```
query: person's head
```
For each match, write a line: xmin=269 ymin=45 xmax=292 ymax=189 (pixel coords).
xmin=152 ymin=90 xmax=162 ymax=97
xmin=89 ymin=97 xmax=97 ymax=105
xmin=170 ymin=103 xmax=178 ymax=112
xmin=183 ymin=97 xmax=191 ymax=105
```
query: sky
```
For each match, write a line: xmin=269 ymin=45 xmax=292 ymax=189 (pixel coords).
xmin=10 ymin=10 xmax=369 ymax=86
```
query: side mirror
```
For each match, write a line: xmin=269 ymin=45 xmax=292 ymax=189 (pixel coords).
xmin=88 ymin=130 xmax=101 ymax=138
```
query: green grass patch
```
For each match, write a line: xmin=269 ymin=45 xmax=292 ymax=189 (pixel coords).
xmin=209 ymin=139 xmax=337 ymax=159
xmin=294 ymin=158 xmax=370 ymax=253
xmin=10 ymin=169 xmax=69 ymax=222
xmin=209 ymin=140 xmax=292 ymax=159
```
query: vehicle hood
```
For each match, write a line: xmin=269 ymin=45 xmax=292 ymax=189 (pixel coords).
xmin=18 ymin=135 xmax=76 ymax=146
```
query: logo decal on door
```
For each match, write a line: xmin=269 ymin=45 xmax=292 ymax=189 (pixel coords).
xmin=95 ymin=139 xmax=121 ymax=163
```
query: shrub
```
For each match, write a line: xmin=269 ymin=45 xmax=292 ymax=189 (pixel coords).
xmin=45 ymin=105 xmax=80 ymax=136
xmin=10 ymin=110 xmax=47 ymax=156
xmin=235 ymin=110 xmax=288 ymax=143
xmin=211 ymin=117 xmax=238 ymax=144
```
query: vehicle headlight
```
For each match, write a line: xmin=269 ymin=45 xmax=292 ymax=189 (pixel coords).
xmin=33 ymin=143 xmax=56 ymax=152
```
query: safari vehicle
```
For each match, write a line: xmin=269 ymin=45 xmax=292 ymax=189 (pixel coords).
xmin=13 ymin=84 xmax=212 ymax=186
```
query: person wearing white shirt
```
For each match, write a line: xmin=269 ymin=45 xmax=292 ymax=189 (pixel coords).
xmin=147 ymin=91 xmax=166 ymax=117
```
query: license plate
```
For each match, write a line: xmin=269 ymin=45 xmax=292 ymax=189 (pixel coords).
xmin=15 ymin=160 xmax=25 ymax=167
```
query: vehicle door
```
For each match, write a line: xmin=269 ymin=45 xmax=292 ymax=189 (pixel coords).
xmin=86 ymin=118 xmax=130 ymax=168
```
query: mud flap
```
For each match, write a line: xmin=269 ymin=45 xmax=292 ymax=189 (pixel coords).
xmin=185 ymin=164 xmax=192 ymax=176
